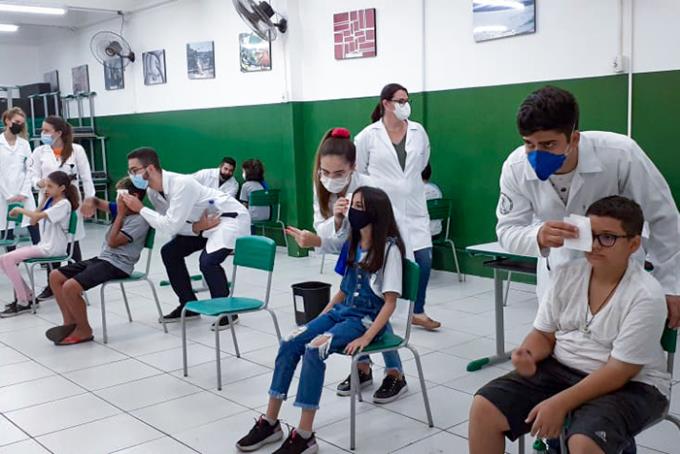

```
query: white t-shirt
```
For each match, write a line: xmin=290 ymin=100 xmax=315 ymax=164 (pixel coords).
xmin=38 ymin=199 xmax=72 ymax=257
xmin=548 ymin=170 xmax=576 ymax=206
xmin=357 ymin=241 xmax=403 ymax=298
xmin=534 ymin=258 xmax=671 ymax=397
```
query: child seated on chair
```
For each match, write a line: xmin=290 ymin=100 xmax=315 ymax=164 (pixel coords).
xmin=236 ymin=186 xmax=404 ymax=454
xmin=239 ymin=158 xmax=271 ymax=223
xmin=46 ymin=177 xmax=149 ymax=345
xmin=468 ymin=195 xmax=671 ymax=454
xmin=0 ymin=171 xmax=78 ymax=318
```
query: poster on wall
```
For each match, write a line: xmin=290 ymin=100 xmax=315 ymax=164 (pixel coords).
xmin=44 ymin=70 xmax=59 ymax=92
xmin=239 ymin=33 xmax=271 ymax=72
xmin=333 ymin=8 xmax=377 ymax=60
xmin=104 ymin=58 xmax=125 ymax=90
xmin=71 ymin=64 xmax=90 ymax=94
xmin=187 ymin=41 xmax=215 ymax=79
xmin=473 ymin=0 xmax=536 ymax=42
xmin=143 ymin=49 xmax=167 ymax=85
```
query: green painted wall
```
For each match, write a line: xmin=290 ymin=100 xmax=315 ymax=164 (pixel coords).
xmin=93 ymin=70 xmax=679 ymax=277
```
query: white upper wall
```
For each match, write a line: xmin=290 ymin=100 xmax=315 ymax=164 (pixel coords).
xmin=0 ymin=44 xmax=40 ymax=86
xmin=9 ymin=0 xmax=678 ymax=116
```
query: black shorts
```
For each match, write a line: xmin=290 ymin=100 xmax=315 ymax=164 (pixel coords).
xmin=56 ymin=257 xmax=129 ymax=290
xmin=476 ymin=357 xmax=668 ymax=454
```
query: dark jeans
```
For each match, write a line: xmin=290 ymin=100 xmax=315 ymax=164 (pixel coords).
xmin=160 ymin=235 xmax=232 ymax=307
xmin=413 ymin=247 xmax=433 ymax=314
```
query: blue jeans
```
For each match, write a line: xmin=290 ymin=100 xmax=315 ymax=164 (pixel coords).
xmin=269 ymin=305 xmax=387 ymax=410
xmin=413 ymin=247 xmax=432 ymax=314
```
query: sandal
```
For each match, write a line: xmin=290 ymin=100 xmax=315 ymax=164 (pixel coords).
xmin=55 ymin=335 xmax=94 ymax=346
xmin=45 ymin=324 xmax=76 ymax=343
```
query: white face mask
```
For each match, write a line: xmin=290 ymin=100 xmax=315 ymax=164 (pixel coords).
xmin=320 ymin=173 xmax=351 ymax=194
xmin=393 ymin=102 xmax=411 ymax=121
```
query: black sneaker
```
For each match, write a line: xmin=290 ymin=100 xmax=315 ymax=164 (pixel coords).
xmin=210 ymin=314 xmax=239 ymax=331
xmin=36 ymin=287 xmax=53 ymax=302
xmin=336 ymin=368 xmax=373 ymax=396
xmin=236 ymin=416 xmax=283 ymax=452
xmin=273 ymin=429 xmax=318 ymax=454
xmin=372 ymin=374 xmax=408 ymax=404
xmin=0 ymin=302 xmax=34 ymax=318
xmin=158 ymin=306 xmax=200 ymax=323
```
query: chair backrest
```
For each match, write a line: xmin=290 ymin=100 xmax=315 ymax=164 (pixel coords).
xmin=6 ymin=202 xmax=23 ymax=225
xmin=67 ymin=209 xmax=78 ymax=236
xmin=426 ymin=198 xmax=451 ymax=222
xmin=249 ymin=189 xmax=280 ymax=207
xmin=144 ymin=228 xmax=156 ymax=249
xmin=233 ymin=235 xmax=277 ymax=271
xmin=402 ymin=259 xmax=420 ymax=303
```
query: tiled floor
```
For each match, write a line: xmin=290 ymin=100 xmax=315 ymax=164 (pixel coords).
xmin=0 ymin=224 xmax=677 ymax=453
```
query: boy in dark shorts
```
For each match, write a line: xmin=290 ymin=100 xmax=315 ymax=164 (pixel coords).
xmin=46 ymin=177 xmax=149 ymax=345
xmin=469 ymin=196 xmax=670 ymax=454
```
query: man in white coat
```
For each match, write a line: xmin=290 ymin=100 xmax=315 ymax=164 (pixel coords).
xmin=496 ymin=86 xmax=680 ymax=328
xmin=122 ymin=148 xmax=250 ymax=328
xmin=193 ymin=156 xmax=239 ymax=198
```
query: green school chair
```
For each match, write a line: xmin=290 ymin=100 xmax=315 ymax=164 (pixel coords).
xmin=181 ymin=235 xmax=282 ymax=390
xmin=427 ymin=198 xmax=463 ymax=282
xmin=99 ymin=228 xmax=167 ymax=343
xmin=249 ymin=189 xmax=288 ymax=249
xmin=0 ymin=202 xmax=24 ymax=250
xmin=348 ymin=259 xmax=434 ymax=450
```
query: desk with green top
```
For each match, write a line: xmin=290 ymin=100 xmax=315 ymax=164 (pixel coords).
xmin=465 ymin=242 xmax=537 ymax=372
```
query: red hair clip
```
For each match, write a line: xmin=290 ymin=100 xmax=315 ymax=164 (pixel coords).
xmin=330 ymin=127 xmax=351 ymax=139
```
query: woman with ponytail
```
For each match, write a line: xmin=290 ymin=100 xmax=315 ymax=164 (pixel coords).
xmin=31 ymin=115 xmax=94 ymax=300
xmin=0 ymin=171 xmax=77 ymax=317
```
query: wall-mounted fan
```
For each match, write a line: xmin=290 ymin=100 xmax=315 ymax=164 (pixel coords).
xmin=233 ymin=0 xmax=287 ymax=41
xmin=90 ymin=31 xmax=136 ymax=67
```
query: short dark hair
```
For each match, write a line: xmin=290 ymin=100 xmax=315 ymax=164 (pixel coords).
xmin=371 ymin=83 xmax=408 ymax=123
xmin=127 ymin=147 xmax=161 ymax=170
xmin=586 ymin=196 xmax=644 ymax=236
xmin=221 ymin=156 xmax=236 ymax=167
xmin=421 ymin=162 xmax=432 ymax=181
xmin=242 ymin=159 xmax=264 ymax=181
xmin=517 ymin=86 xmax=579 ymax=139
xmin=115 ymin=176 xmax=146 ymax=199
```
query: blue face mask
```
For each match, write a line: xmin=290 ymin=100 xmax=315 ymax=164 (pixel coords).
xmin=40 ymin=133 xmax=54 ymax=146
xmin=527 ymin=150 xmax=567 ymax=181
xmin=130 ymin=173 xmax=149 ymax=190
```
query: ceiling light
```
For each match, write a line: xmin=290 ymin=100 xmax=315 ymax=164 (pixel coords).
xmin=0 ymin=3 xmax=66 ymax=15
xmin=0 ymin=24 xmax=19 ymax=32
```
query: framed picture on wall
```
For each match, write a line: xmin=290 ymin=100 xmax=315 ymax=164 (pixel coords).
xmin=71 ymin=64 xmax=90 ymax=94
xmin=104 ymin=57 xmax=125 ymax=90
xmin=187 ymin=41 xmax=215 ymax=79
xmin=44 ymin=70 xmax=59 ymax=92
xmin=333 ymin=8 xmax=377 ymax=60
xmin=473 ymin=0 xmax=536 ymax=42
xmin=239 ymin=32 xmax=271 ymax=72
xmin=143 ymin=49 xmax=167 ymax=85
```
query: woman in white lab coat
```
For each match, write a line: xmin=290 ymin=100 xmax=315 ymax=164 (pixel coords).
xmin=355 ymin=83 xmax=439 ymax=331
xmin=31 ymin=115 xmax=94 ymax=300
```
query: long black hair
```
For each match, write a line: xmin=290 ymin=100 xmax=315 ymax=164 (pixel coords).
xmin=313 ymin=128 xmax=356 ymax=219
xmin=347 ymin=186 xmax=405 ymax=273
xmin=47 ymin=170 xmax=79 ymax=210
xmin=371 ymin=83 xmax=408 ymax=123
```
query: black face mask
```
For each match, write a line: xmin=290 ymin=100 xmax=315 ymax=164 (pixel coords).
xmin=9 ymin=123 xmax=23 ymax=135
xmin=348 ymin=207 xmax=372 ymax=231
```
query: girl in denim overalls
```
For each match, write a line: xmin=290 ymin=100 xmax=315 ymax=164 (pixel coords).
xmin=237 ymin=186 xmax=405 ymax=454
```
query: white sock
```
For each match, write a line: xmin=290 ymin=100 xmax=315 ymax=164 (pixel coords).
xmin=296 ymin=428 xmax=312 ymax=439
xmin=263 ymin=415 xmax=277 ymax=426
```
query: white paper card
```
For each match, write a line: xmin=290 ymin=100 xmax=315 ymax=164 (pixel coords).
xmin=563 ymin=214 xmax=592 ymax=252
xmin=116 ymin=189 xmax=129 ymax=197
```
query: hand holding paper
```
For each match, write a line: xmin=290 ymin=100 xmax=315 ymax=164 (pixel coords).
xmin=563 ymin=214 xmax=592 ymax=252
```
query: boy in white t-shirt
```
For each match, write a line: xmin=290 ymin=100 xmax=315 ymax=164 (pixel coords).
xmin=469 ymin=195 xmax=670 ymax=454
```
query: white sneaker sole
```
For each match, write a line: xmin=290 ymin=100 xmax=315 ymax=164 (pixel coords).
xmin=336 ymin=379 xmax=373 ymax=397
xmin=210 ymin=317 xmax=240 ymax=331
xmin=372 ymin=384 xmax=408 ymax=404
xmin=158 ymin=315 xmax=200 ymax=324
xmin=236 ymin=429 xmax=283 ymax=452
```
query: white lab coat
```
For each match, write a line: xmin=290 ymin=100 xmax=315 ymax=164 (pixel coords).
xmin=193 ymin=168 xmax=239 ymax=198
xmin=496 ymin=131 xmax=680 ymax=299
xmin=355 ymin=119 xmax=432 ymax=253
xmin=31 ymin=143 xmax=94 ymax=241
xmin=0 ymin=133 xmax=36 ymax=229
xmin=141 ymin=171 xmax=250 ymax=253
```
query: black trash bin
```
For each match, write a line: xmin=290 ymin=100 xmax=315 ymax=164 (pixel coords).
xmin=292 ymin=281 xmax=331 ymax=325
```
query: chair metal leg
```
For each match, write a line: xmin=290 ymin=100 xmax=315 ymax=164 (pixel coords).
xmin=181 ymin=307 xmax=189 ymax=377
xmin=350 ymin=356 xmax=361 ymax=450
xmin=146 ymin=279 xmax=167 ymax=333
xmin=100 ymin=284 xmax=108 ymax=344
xmin=229 ymin=314 xmax=240 ymax=358
xmin=120 ymin=283 xmax=132 ymax=322
xmin=518 ymin=435 xmax=525 ymax=454
xmin=667 ymin=413 xmax=680 ymax=430
xmin=446 ymin=239 xmax=464 ymax=282
xmin=266 ymin=308 xmax=282 ymax=340
xmin=320 ymin=254 xmax=325 ymax=274
xmin=215 ymin=314 xmax=224 ymax=390
xmin=26 ymin=263 xmax=37 ymax=314
xmin=504 ymin=272 xmax=512 ymax=307
xmin=407 ymin=345 xmax=434 ymax=427
xmin=560 ymin=432 xmax=568 ymax=453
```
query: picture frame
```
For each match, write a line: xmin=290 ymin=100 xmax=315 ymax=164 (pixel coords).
xmin=239 ymin=32 xmax=272 ymax=72
xmin=104 ymin=57 xmax=125 ymax=90
xmin=143 ymin=49 xmax=167 ymax=85
xmin=187 ymin=41 xmax=216 ymax=79
xmin=71 ymin=64 xmax=90 ymax=94
xmin=473 ymin=0 xmax=536 ymax=42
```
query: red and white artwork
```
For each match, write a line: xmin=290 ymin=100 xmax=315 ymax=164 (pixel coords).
xmin=333 ymin=8 xmax=376 ymax=60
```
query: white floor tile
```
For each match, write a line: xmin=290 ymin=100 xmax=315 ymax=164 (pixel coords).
xmin=32 ymin=341 xmax=128 ymax=373
xmin=0 ymin=374 xmax=85 ymax=412
xmin=112 ymin=436 xmax=198 ymax=454
xmin=383 ymin=385 xmax=473 ymax=430
xmin=0 ymin=439 xmax=51 ymax=453
xmin=443 ymin=337 xmax=517 ymax=361
xmin=0 ymin=346 xmax=28 ymax=367
xmin=177 ymin=356 xmax=270 ymax=389
xmin=636 ymin=419 xmax=680 ymax=453
xmin=94 ymin=373 xmax=201 ymax=411
xmin=64 ymin=358 xmax=162 ymax=391
xmin=392 ymin=430 xmax=469 ymax=453
xmin=0 ymin=416 xmax=28 ymax=447
xmin=444 ymin=366 xmax=509 ymax=395
xmin=400 ymin=352 xmax=471 ymax=385
xmin=137 ymin=343 xmax=229 ymax=372
xmin=215 ymin=372 xmax=296 ymax=409
xmin=0 ymin=361 xmax=53 ymax=388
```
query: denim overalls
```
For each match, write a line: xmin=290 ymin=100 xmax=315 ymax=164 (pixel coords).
xmin=268 ymin=242 xmax=403 ymax=410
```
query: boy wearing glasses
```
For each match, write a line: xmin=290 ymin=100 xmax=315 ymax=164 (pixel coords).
xmin=470 ymin=196 xmax=670 ymax=454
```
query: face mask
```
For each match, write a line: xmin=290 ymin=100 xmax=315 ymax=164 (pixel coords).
xmin=40 ymin=133 xmax=54 ymax=146
xmin=393 ymin=102 xmax=411 ymax=121
xmin=130 ymin=172 xmax=149 ymax=190
xmin=9 ymin=123 xmax=23 ymax=135
xmin=348 ymin=207 xmax=372 ymax=231
xmin=320 ymin=174 xmax=350 ymax=194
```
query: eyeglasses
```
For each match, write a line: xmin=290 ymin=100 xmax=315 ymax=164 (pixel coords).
xmin=592 ymin=233 xmax=634 ymax=248
xmin=390 ymin=99 xmax=410 ymax=106
xmin=128 ymin=167 xmax=146 ymax=177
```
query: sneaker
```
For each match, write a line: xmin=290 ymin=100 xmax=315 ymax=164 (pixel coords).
xmin=210 ymin=314 xmax=239 ymax=331
xmin=236 ymin=416 xmax=283 ymax=452
xmin=412 ymin=314 xmax=441 ymax=331
xmin=158 ymin=306 xmax=200 ymax=323
xmin=336 ymin=368 xmax=373 ymax=396
xmin=36 ymin=287 xmax=53 ymax=302
xmin=0 ymin=302 xmax=34 ymax=318
xmin=273 ymin=429 xmax=318 ymax=454
xmin=372 ymin=374 xmax=408 ymax=404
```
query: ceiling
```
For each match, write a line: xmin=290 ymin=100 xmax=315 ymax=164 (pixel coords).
xmin=0 ymin=0 xmax=178 ymax=45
